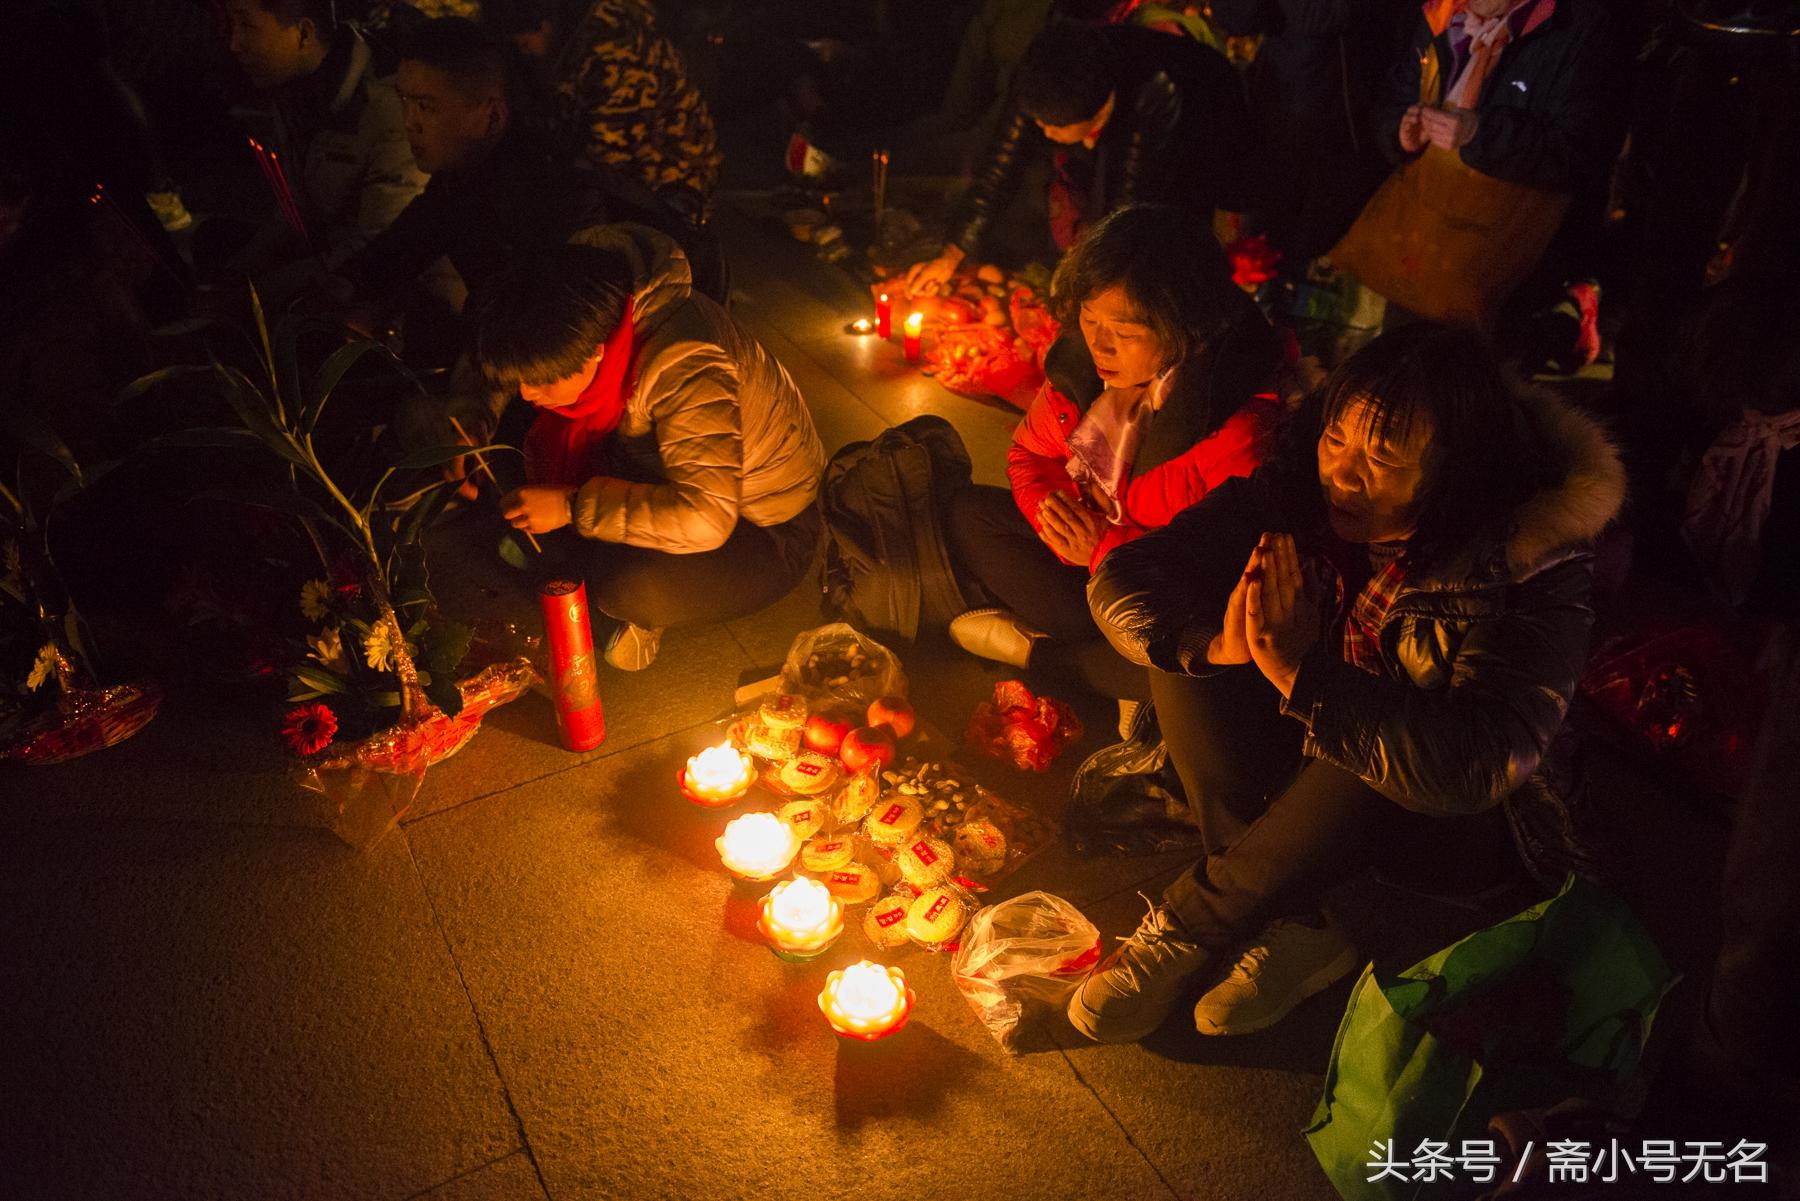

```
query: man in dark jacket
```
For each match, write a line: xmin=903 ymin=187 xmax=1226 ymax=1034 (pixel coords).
xmin=332 ymin=18 xmax=719 ymax=325
xmin=1068 ymin=324 xmax=1625 ymax=1043
xmin=900 ymin=21 xmax=1260 ymax=294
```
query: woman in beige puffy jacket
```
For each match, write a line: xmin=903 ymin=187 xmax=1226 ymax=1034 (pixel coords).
xmin=474 ymin=223 xmax=826 ymax=670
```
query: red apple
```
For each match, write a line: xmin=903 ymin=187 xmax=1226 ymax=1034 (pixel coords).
xmin=866 ymin=695 xmax=915 ymax=739
xmin=802 ymin=712 xmax=851 ymax=755
xmin=839 ymin=725 xmax=896 ymax=773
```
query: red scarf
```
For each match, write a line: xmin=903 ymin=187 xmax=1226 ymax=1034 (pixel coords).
xmin=524 ymin=298 xmax=637 ymax=488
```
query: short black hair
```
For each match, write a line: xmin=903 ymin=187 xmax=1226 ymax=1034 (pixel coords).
xmin=399 ymin=17 xmax=508 ymax=101
xmin=1050 ymin=203 xmax=1247 ymax=371
xmin=1310 ymin=323 xmax=1551 ymax=566
xmin=255 ymin=0 xmax=338 ymax=39
xmin=1014 ymin=23 xmax=1117 ymax=126
xmin=474 ymin=245 xmax=633 ymax=387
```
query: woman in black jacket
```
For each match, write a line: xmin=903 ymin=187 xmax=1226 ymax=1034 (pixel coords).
xmin=1068 ymin=323 xmax=1625 ymax=1044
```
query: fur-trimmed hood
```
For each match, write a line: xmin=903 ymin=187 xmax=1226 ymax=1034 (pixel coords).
xmin=1436 ymin=383 xmax=1626 ymax=585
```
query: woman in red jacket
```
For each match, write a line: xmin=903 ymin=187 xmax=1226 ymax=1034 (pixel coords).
xmin=947 ymin=203 xmax=1286 ymax=721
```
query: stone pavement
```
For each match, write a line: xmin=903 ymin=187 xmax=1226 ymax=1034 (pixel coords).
xmin=1 ymin=199 xmax=1727 ymax=1201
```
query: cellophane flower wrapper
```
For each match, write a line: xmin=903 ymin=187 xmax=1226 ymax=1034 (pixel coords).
xmin=0 ymin=680 xmax=163 ymax=764
xmin=964 ymin=680 xmax=1083 ymax=772
xmin=294 ymin=658 xmax=537 ymax=848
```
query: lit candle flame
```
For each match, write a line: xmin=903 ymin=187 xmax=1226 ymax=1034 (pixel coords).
xmin=686 ymin=743 xmax=752 ymax=800
xmin=769 ymin=877 xmax=833 ymax=930
xmin=818 ymin=961 xmax=912 ymax=1038
xmin=717 ymin=812 xmax=799 ymax=879
xmin=904 ymin=311 xmax=923 ymax=335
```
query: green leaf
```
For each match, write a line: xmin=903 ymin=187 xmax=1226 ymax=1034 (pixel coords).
xmin=287 ymin=663 xmax=348 ymax=694
xmin=149 ymin=317 xmax=218 ymax=338
xmin=391 ymin=441 xmax=514 ymax=473
xmin=424 ymin=673 xmax=465 ymax=718
xmin=368 ymin=690 xmax=402 ymax=708
xmin=131 ymin=427 xmax=266 ymax=455
xmin=303 ymin=338 xmax=393 ymax=434
xmin=0 ymin=407 xmax=83 ymax=485
xmin=63 ymin=610 xmax=98 ymax=678
xmin=246 ymin=282 xmax=285 ymax=422
xmin=497 ymin=533 xmax=531 ymax=571
xmin=115 ymin=364 xmax=217 ymax=405
xmin=212 ymin=362 xmax=312 ymax=471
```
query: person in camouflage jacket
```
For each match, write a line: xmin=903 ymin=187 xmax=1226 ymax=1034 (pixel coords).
xmin=493 ymin=0 xmax=721 ymax=221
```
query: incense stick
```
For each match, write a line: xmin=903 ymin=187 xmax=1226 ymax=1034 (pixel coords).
xmin=449 ymin=416 xmax=543 ymax=554
xmin=88 ymin=183 xmax=174 ymax=277
xmin=871 ymin=148 xmax=889 ymax=239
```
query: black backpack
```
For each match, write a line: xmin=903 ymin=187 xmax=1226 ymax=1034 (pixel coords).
xmin=818 ymin=415 xmax=974 ymax=642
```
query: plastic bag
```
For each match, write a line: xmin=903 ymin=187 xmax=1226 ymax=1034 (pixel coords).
xmin=965 ymin=679 xmax=1083 ymax=771
xmin=952 ymin=891 xmax=1102 ymax=1050
xmin=1066 ymin=700 xmax=1204 ymax=856
xmin=1305 ymin=875 xmax=1676 ymax=1201
xmin=779 ymin=623 xmax=907 ymax=707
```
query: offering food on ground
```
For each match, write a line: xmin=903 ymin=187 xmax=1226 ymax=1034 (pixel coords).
xmin=801 ymin=835 xmax=857 ymax=874
xmin=862 ymin=893 xmax=913 ymax=949
xmin=863 ymin=794 xmax=924 ymax=845
xmin=779 ymin=799 xmax=827 ymax=841
xmin=777 ymin=752 xmax=841 ymax=795
xmin=897 ymin=835 xmax=955 ymax=887
xmin=821 ymin=862 xmax=881 ymax=905
xmin=905 ymin=885 xmax=969 ymax=950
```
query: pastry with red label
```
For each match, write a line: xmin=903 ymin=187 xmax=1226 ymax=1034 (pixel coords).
xmin=862 ymin=894 xmax=912 ymax=949
xmin=897 ymin=836 xmax=955 ymax=887
xmin=801 ymin=835 xmax=856 ymax=874
xmin=952 ymin=818 xmax=1008 ymax=874
xmin=862 ymin=794 xmax=923 ymax=845
xmin=905 ymin=885 xmax=969 ymax=950
xmin=822 ymin=862 xmax=881 ymax=905
xmin=777 ymin=752 xmax=841 ymax=795
xmin=778 ymin=800 xmax=826 ymax=841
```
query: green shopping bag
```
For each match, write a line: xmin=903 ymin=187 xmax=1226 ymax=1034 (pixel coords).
xmin=1305 ymin=876 xmax=1677 ymax=1201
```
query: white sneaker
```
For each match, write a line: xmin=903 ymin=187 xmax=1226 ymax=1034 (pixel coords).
xmin=948 ymin=607 xmax=1045 ymax=669
xmin=1067 ymin=894 xmax=1215 ymax=1044
xmin=603 ymin=621 xmax=662 ymax=671
xmin=1192 ymin=913 xmax=1360 ymax=1036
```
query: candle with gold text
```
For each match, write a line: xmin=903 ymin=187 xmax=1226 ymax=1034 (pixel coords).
xmin=875 ymin=292 xmax=892 ymax=339
xmin=716 ymin=812 xmax=799 ymax=881
xmin=818 ymin=961 xmax=914 ymax=1039
xmin=680 ymin=742 xmax=755 ymax=806
xmin=757 ymin=877 xmax=845 ymax=960
xmin=902 ymin=311 xmax=923 ymax=362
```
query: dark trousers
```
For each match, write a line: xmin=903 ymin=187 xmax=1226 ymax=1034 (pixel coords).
xmin=576 ymin=504 xmax=821 ymax=631
xmin=945 ymin=484 xmax=1150 ymax=701
xmin=1153 ymin=665 xmax=1515 ymax=952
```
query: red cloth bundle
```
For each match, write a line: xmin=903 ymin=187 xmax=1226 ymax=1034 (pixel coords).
xmin=965 ymin=680 xmax=1084 ymax=772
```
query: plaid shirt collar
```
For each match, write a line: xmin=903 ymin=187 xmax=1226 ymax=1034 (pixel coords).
xmin=1317 ymin=541 xmax=1412 ymax=676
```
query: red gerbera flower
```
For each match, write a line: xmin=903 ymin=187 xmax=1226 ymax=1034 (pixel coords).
xmin=281 ymin=702 xmax=339 ymax=756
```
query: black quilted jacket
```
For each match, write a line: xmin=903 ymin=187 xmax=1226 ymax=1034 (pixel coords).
xmin=945 ymin=23 xmax=1260 ymax=256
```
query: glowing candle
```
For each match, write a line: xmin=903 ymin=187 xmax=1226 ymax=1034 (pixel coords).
xmin=903 ymin=312 xmax=923 ymax=362
xmin=716 ymin=812 xmax=799 ymax=881
xmin=875 ymin=292 xmax=892 ymax=339
xmin=680 ymin=742 xmax=755 ymax=806
xmin=757 ymin=877 xmax=845 ymax=960
xmin=850 ymin=317 xmax=873 ymax=335
xmin=818 ymin=961 xmax=914 ymax=1040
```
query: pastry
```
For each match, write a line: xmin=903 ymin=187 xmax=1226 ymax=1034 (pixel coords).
xmin=821 ymin=863 xmax=880 ymax=905
xmin=862 ymin=894 xmax=912 ymax=949
xmin=897 ymin=836 xmax=955 ymax=887
xmin=800 ymin=835 xmax=856 ymax=874
xmin=778 ymin=800 xmax=826 ymax=841
xmin=863 ymin=795 xmax=924 ymax=845
xmin=905 ymin=886 xmax=969 ymax=950
xmin=777 ymin=753 xmax=840 ymax=796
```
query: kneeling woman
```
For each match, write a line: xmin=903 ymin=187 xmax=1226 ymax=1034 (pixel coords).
xmin=1072 ymin=323 xmax=1625 ymax=1043
xmin=946 ymin=203 xmax=1285 ymax=715
xmin=475 ymin=225 xmax=826 ymax=670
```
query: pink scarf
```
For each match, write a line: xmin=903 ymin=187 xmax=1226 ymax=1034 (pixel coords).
xmin=1064 ymin=371 xmax=1170 ymax=522
xmin=1682 ymin=408 xmax=1800 ymax=604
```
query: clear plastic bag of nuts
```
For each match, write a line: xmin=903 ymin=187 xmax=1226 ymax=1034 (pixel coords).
xmin=876 ymin=754 xmax=1055 ymax=882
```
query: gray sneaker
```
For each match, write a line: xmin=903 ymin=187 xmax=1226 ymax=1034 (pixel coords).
xmin=603 ymin=621 xmax=662 ymax=671
xmin=1192 ymin=913 xmax=1360 ymax=1036
xmin=1067 ymin=895 xmax=1213 ymax=1044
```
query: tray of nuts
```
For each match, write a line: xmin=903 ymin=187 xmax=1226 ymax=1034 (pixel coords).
xmin=877 ymin=753 xmax=1056 ymax=883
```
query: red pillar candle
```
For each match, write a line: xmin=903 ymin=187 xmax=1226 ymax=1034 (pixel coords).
xmin=875 ymin=292 xmax=892 ymax=339
xmin=538 ymin=579 xmax=606 ymax=752
xmin=902 ymin=311 xmax=924 ymax=362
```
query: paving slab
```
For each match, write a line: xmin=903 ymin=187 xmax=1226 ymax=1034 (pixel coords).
xmin=409 ymin=1150 xmax=548 ymax=1201
xmin=0 ymin=675 xmax=305 ymax=827
xmin=0 ymin=820 xmax=519 ymax=1200
xmin=404 ymin=732 xmax=1177 ymax=1201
